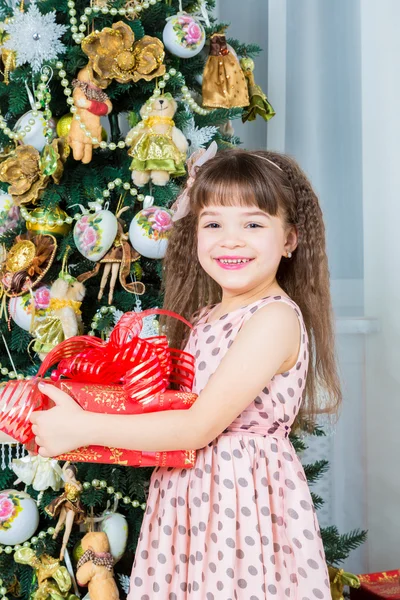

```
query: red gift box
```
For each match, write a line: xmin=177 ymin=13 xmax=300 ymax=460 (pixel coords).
xmin=0 ymin=309 xmax=198 ymax=468
xmin=350 ymin=571 xmax=400 ymax=599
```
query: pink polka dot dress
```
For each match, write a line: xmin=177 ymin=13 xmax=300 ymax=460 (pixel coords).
xmin=128 ymin=296 xmax=330 ymax=600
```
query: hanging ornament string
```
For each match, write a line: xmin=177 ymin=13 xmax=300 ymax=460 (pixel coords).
xmin=194 ymin=0 xmax=210 ymax=27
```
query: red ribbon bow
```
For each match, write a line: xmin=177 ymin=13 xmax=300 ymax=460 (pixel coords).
xmin=0 ymin=309 xmax=195 ymax=444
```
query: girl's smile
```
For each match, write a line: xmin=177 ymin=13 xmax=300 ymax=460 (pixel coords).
xmin=215 ymin=255 xmax=255 ymax=269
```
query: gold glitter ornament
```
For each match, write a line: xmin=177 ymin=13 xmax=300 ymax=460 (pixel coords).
xmin=2 ymin=232 xmax=57 ymax=296
xmin=56 ymin=113 xmax=73 ymax=138
xmin=6 ymin=240 xmax=36 ymax=272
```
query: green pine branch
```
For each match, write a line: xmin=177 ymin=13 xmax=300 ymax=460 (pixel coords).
xmin=321 ymin=526 xmax=368 ymax=566
xmin=303 ymin=459 xmax=330 ymax=484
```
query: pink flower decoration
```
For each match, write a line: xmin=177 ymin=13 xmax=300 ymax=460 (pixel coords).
xmin=75 ymin=215 xmax=89 ymax=233
xmin=185 ymin=22 xmax=202 ymax=44
xmin=152 ymin=209 xmax=172 ymax=232
xmin=81 ymin=226 xmax=98 ymax=251
xmin=0 ymin=494 xmax=14 ymax=521
xmin=178 ymin=15 xmax=193 ymax=25
xmin=34 ymin=286 xmax=50 ymax=310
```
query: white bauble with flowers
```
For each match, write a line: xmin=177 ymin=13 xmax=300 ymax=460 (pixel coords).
xmin=129 ymin=206 xmax=173 ymax=259
xmin=163 ymin=13 xmax=205 ymax=58
xmin=0 ymin=489 xmax=39 ymax=545
xmin=73 ymin=209 xmax=118 ymax=262
xmin=9 ymin=285 xmax=51 ymax=331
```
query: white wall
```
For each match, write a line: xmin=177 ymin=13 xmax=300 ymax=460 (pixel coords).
xmin=361 ymin=0 xmax=400 ymax=571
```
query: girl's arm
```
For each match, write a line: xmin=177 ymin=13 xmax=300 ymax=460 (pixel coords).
xmin=31 ymin=302 xmax=300 ymax=458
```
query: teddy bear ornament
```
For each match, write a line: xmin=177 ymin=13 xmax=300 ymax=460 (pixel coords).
xmin=126 ymin=93 xmax=188 ymax=186
xmin=76 ymin=531 xmax=119 ymax=600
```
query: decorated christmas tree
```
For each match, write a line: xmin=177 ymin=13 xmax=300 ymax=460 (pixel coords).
xmin=0 ymin=1 xmax=364 ymax=598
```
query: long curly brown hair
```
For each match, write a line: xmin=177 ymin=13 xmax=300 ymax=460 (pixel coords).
xmin=162 ymin=149 xmax=342 ymax=419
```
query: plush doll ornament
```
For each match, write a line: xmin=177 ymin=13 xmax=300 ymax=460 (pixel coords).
xmin=68 ymin=66 xmax=113 ymax=164
xmin=126 ymin=93 xmax=188 ymax=186
xmin=76 ymin=531 xmax=119 ymax=600
xmin=32 ymin=272 xmax=85 ymax=360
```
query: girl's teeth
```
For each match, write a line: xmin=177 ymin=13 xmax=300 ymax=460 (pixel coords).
xmin=219 ymin=259 xmax=250 ymax=264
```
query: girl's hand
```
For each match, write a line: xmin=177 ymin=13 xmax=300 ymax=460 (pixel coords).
xmin=29 ymin=383 xmax=87 ymax=458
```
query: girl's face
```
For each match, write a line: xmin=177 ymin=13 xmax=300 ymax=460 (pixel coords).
xmin=197 ymin=204 xmax=296 ymax=297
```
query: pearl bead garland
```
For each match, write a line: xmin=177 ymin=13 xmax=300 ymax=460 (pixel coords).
xmin=0 ymin=576 xmax=8 ymax=600
xmin=0 ymin=363 xmax=26 ymax=381
xmin=67 ymin=0 xmax=163 ymax=45
xmin=0 ymin=478 xmax=145 ymax=567
xmin=89 ymin=304 xmax=116 ymax=336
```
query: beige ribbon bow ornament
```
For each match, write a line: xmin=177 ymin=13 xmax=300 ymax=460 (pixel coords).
xmin=172 ymin=140 xmax=218 ymax=221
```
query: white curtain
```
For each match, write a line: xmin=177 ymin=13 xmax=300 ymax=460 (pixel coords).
xmin=266 ymin=0 xmax=369 ymax=574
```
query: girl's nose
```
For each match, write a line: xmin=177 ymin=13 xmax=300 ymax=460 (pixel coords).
xmin=220 ymin=236 xmax=246 ymax=249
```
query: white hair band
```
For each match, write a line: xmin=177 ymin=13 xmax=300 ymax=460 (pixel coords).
xmin=250 ymin=154 xmax=283 ymax=172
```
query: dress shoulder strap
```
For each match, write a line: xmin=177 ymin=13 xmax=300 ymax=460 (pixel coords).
xmin=242 ymin=295 xmax=306 ymax=333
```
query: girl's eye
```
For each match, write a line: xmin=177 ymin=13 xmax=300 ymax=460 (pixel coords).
xmin=204 ymin=222 xmax=220 ymax=228
xmin=246 ymin=223 xmax=263 ymax=228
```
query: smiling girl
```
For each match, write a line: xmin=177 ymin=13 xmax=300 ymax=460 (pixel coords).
xmin=32 ymin=148 xmax=341 ymax=599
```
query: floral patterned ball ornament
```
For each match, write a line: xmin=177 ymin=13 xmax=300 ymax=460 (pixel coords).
xmin=0 ymin=489 xmax=39 ymax=545
xmin=74 ymin=209 xmax=118 ymax=262
xmin=0 ymin=191 xmax=20 ymax=235
xmin=129 ymin=206 xmax=173 ymax=259
xmin=9 ymin=285 xmax=50 ymax=331
xmin=163 ymin=13 xmax=205 ymax=59
xmin=14 ymin=110 xmax=56 ymax=152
